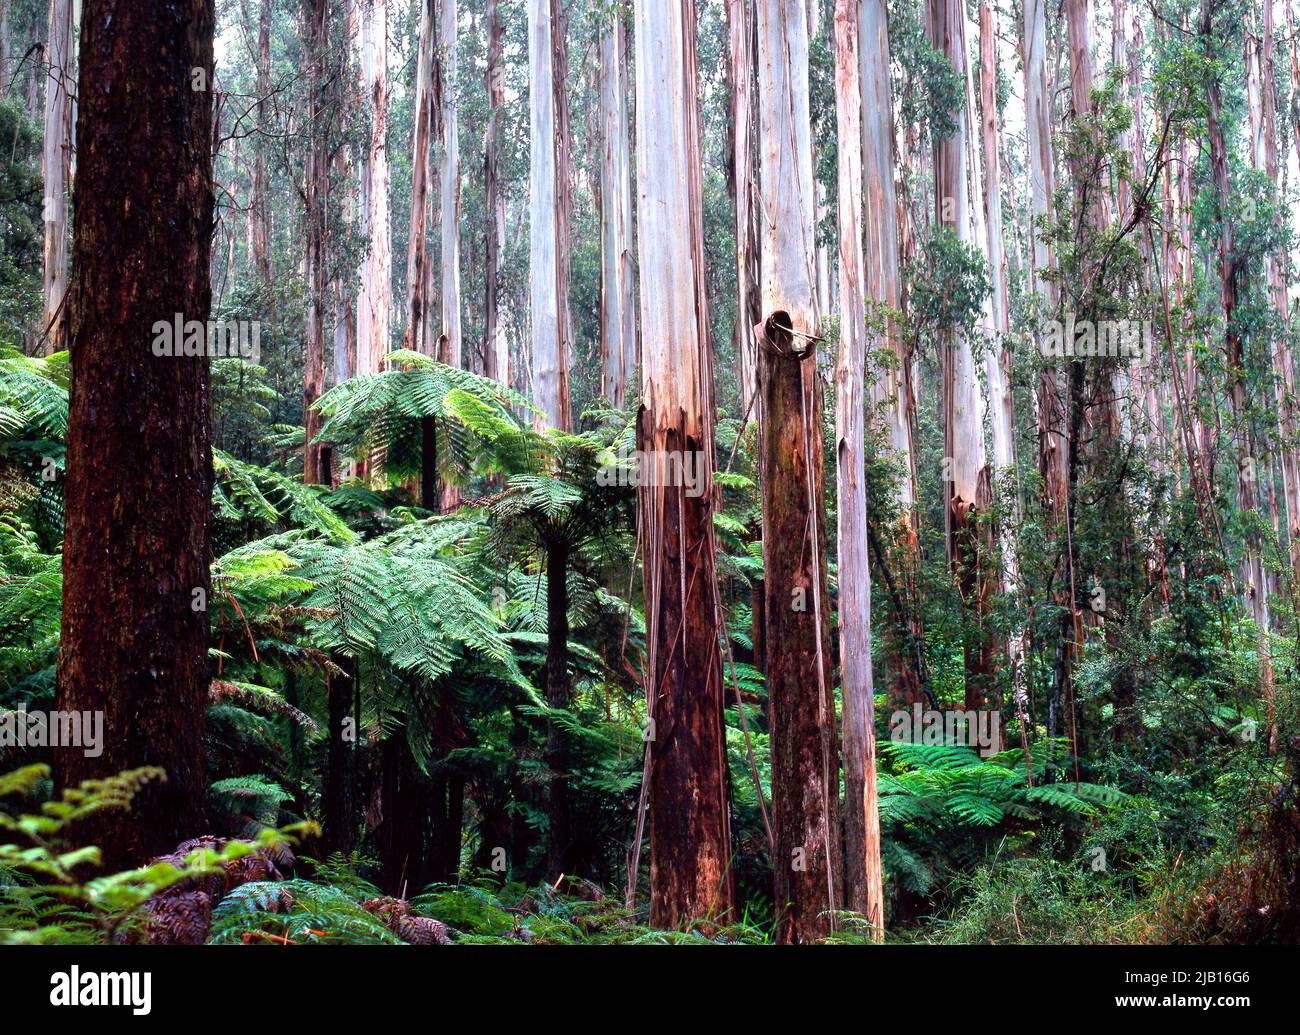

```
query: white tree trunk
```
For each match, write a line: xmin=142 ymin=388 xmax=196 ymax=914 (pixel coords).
xmin=859 ymin=0 xmax=915 ymax=514
xmin=41 ymin=0 xmax=75 ymax=353
xmin=728 ymin=0 xmax=761 ymax=418
xmin=832 ymin=0 xmax=884 ymax=937
xmin=358 ymin=0 xmax=391 ymax=376
xmin=528 ymin=0 xmax=569 ymax=429
xmin=404 ymin=0 xmax=434 ymax=355
xmin=439 ymin=0 xmax=462 ymax=369
xmin=756 ymin=0 xmax=818 ymax=341
xmin=599 ymin=13 xmax=635 ymax=408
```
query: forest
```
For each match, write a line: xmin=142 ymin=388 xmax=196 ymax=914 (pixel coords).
xmin=0 ymin=0 xmax=1296 ymax=952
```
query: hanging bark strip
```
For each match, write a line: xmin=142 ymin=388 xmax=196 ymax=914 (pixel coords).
xmin=633 ymin=0 xmax=734 ymax=930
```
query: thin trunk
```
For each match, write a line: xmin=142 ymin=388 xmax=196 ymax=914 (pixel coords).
xmin=728 ymin=0 xmax=762 ymax=420
xmin=633 ymin=0 xmax=735 ymax=929
xmin=439 ymin=0 xmax=462 ymax=369
xmin=404 ymin=0 xmax=434 ymax=355
xmin=833 ymin=0 xmax=884 ymax=937
xmin=358 ymin=0 xmax=391 ymax=376
xmin=484 ymin=0 xmax=508 ymax=384
xmin=598 ymin=12 xmax=634 ymax=409
xmin=41 ymin=0 xmax=74 ymax=353
xmin=55 ymin=0 xmax=215 ymax=867
xmin=545 ymin=539 xmax=572 ymax=876
xmin=1260 ymin=0 xmax=1300 ymax=578
xmin=1200 ymin=0 xmax=1273 ymax=710
xmin=303 ymin=0 xmax=329 ymax=485
xmin=251 ymin=0 xmax=272 ymax=285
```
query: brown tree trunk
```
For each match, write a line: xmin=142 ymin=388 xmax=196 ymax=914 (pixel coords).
xmin=55 ymin=0 xmax=216 ymax=867
xmin=303 ymin=0 xmax=329 ymax=485
xmin=758 ymin=312 xmax=841 ymax=943
xmin=324 ymin=663 xmax=356 ymax=855
xmin=633 ymin=0 xmax=734 ymax=929
xmin=544 ymin=539 xmax=572 ymax=876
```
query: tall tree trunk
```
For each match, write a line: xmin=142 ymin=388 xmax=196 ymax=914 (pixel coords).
xmin=860 ymin=0 xmax=913 ymax=511
xmin=931 ymin=0 xmax=993 ymax=710
xmin=251 ymin=0 xmax=272 ymax=286
xmin=1200 ymin=0 xmax=1274 ymax=712
xmin=404 ymin=0 xmax=434 ymax=355
xmin=861 ymin=0 xmax=921 ymax=707
xmin=756 ymin=0 xmax=841 ymax=944
xmin=358 ymin=0 xmax=391 ymax=376
xmin=55 ymin=0 xmax=216 ymax=867
xmin=833 ymin=0 xmax=884 ymax=937
xmin=528 ymin=0 xmax=571 ymax=430
xmin=483 ymin=0 xmax=508 ymax=385
xmin=633 ymin=0 xmax=735 ymax=929
xmin=598 ymin=10 xmax=634 ymax=409
xmin=439 ymin=0 xmax=462 ymax=369
xmin=975 ymin=0 xmax=1013 ymax=747
xmin=727 ymin=0 xmax=762 ymax=420
xmin=544 ymin=539 xmax=572 ymax=876
xmin=40 ymin=0 xmax=74 ymax=353
xmin=303 ymin=0 xmax=330 ymax=486
xmin=1259 ymin=0 xmax=1300 ymax=580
